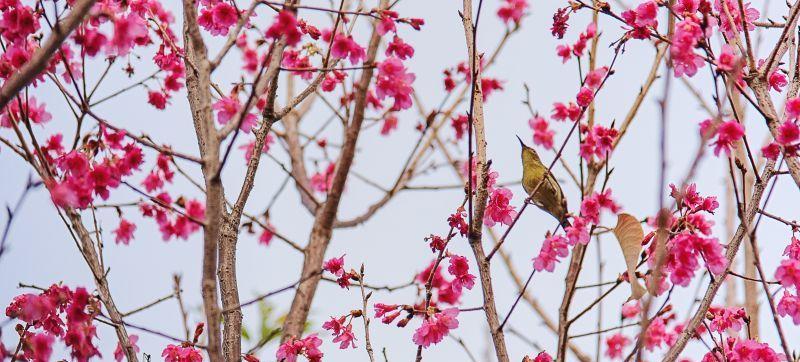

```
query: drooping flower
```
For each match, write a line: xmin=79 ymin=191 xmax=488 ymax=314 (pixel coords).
xmin=711 ymin=120 xmax=745 ymax=156
xmin=605 ymin=333 xmax=631 ymax=359
xmin=497 ymin=0 xmax=528 ymax=24
xmin=113 ymin=218 xmax=136 ymax=245
xmin=529 ymin=116 xmax=554 ymax=149
xmin=448 ymin=255 xmax=476 ymax=292
xmin=375 ymin=57 xmax=415 ymax=111
xmin=776 ymin=258 xmax=800 ymax=290
xmin=412 ymin=308 xmax=460 ymax=348
xmin=533 ymin=233 xmax=569 ymax=272
xmin=265 ymin=10 xmax=302 ymax=46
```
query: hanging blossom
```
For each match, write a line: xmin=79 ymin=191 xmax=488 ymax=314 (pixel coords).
xmin=5 ymin=284 xmax=101 ymax=361
xmin=554 ymin=22 xmax=596 ymax=63
xmin=530 ymin=116 xmax=555 ymax=149
xmin=451 ymin=114 xmax=469 ymax=140
xmin=643 ymin=316 xmax=678 ymax=351
xmin=113 ymin=218 xmax=137 ymax=245
xmin=412 ymin=307 xmax=460 ymax=348
xmin=161 ymin=344 xmax=202 ymax=362
xmin=551 ymin=101 xmax=581 ymax=122
xmin=671 ymin=16 xmax=706 ymax=77
xmin=330 ymin=33 xmax=366 ymax=64
xmin=551 ymin=7 xmax=571 ymax=39
xmin=447 ymin=255 xmax=476 ymax=293
xmin=704 ymin=119 xmax=745 ymax=156
xmin=198 ymin=1 xmax=239 ymax=36
xmin=0 ymin=96 xmax=52 ymax=128
xmin=276 ymin=334 xmax=323 ymax=362
xmin=258 ymin=222 xmax=276 ymax=247
xmin=375 ymin=56 xmax=415 ymax=111
xmin=322 ymin=315 xmax=358 ymax=349
xmin=533 ymin=233 xmax=569 ymax=272
xmin=265 ymin=10 xmax=303 ymax=46
xmin=605 ymin=333 xmax=631 ymax=359
xmin=484 ymin=187 xmax=517 ymax=227
xmin=777 ymin=290 xmax=800 ymax=325
xmin=416 ymin=261 xmax=463 ymax=305
xmin=497 ymin=0 xmax=528 ymax=24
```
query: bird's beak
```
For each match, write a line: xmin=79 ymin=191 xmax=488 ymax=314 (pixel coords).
xmin=516 ymin=135 xmax=525 ymax=147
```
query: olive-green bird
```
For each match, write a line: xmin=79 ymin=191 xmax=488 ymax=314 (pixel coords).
xmin=518 ymin=136 xmax=570 ymax=228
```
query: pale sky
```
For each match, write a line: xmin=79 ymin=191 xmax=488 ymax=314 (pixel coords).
xmin=2 ymin=0 xmax=799 ymax=361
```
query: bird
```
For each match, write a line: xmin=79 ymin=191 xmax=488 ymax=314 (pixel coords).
xmin=517 ymin=135 xmax=570 ymax=228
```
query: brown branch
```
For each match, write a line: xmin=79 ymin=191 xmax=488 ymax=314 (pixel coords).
xmin=280 ymin=0 xmax=389 ymax=341
xmin=0 ymin=0 xmax=98 ymax=110
xmin=181 ymin=0 xmax=223 ymax=359
xmin=461 ymin=1 xmax=509 ymax=361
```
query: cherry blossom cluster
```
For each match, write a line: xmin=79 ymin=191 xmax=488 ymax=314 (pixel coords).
xmin=323 ymin=255 xmax=358 ymax=289
xmin=775 ymin=235 xmax=800 ymax=324
xmin=321 ymin=313 xmax=359 ymax=350
xmin=534 ymin=190 xmax=619 ymax=272
xmin=276 ymin=334 xmax=323 ymax=362
xmin=45 ymin=127 xmax=144 ymax=210
xmin=137 ymin=153 xmax=206 ymax=241
xmin=699 ymin=119 xmax=745 ymax=157
xmin=161 ymin=323 xmax=205 ymax=362
xmin=5 ymin=284 xmax=102 ymax=361
xmin=459 ymin=159 xmax=518 ymax=227
xmin=701 ymin=337 xmax=783 ymax=361
xmin=555 ymin=22 xmax=597 ymax=63
xmin=645 ymin=183 xmax=725 ymax=289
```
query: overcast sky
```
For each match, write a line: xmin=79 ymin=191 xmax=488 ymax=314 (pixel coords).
xmin=2 ymin=0 xmax=800 ymax=361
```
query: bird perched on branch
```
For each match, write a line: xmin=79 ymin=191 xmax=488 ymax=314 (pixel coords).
xmin=518 ymin=136 xmax=570 ymax=228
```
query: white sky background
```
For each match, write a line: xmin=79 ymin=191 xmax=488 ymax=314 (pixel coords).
xmin=2 ymin=0 xmax=800 ymax=361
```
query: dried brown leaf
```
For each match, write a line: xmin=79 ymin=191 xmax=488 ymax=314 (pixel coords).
xmin=613 ymin=213 xmax=647 ymax=300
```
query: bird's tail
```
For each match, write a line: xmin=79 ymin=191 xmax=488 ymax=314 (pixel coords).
xmin=560 ymin=217 xmax=571 ymax=229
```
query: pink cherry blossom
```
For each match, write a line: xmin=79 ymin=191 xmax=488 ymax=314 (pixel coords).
xmin=708 ymin=306 xmax=747 ymax=332
xmin=213 ymin=96 xmax=257 ymax=133
xmin=711 ymin=120 xmax=745 ymax=156
xmin=448 ymin=255 xmax=476 ymax=292
xmin=276 ymin=334 xmax=323 ymax=362
xmin=777 ymin=291 xmax=800 ymax=324
xmin=777 ymin=121 xmax=799 ymax=145
xmin=533 ymin=233 xmax=569 ymax=272
xmin=497 ymin=0 xmax=528 ymax=24
xmin=715 ymin=44 xmax=740 ymax=72
xmin=412 ymin=307 xmax=459 ymax=348
xmin=113 ymin=218 xmax=136 ymax=245
xmin=621 ymin=300 xmax=641 ymax=319
xmin=483 ymin=187 xmax=517 ymax=227
xmin=530 ymin=116 xmax=555 ymax=149
xmin=775 ymin=258 xmax=800 ymax=290
xmin=265 ymin=11 xmax=302 ymax=46
xmin=110 ymin=14 xmax=148 ymax=56
xmin=375 ymin=57 xmax=415 ymax=111
xmin=605 ymin=333 xmax=631 ymax=359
